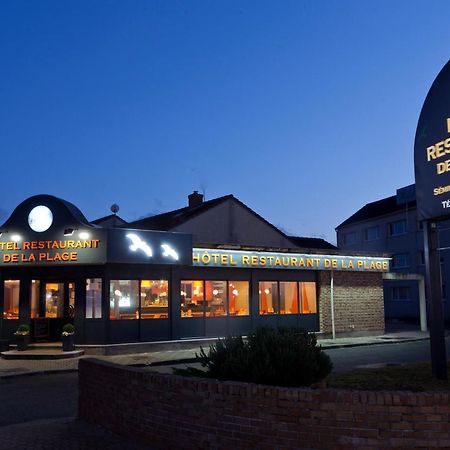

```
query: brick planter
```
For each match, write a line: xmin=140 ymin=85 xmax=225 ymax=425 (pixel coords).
xmin=79 ymin=358 xmax=450 ymax=449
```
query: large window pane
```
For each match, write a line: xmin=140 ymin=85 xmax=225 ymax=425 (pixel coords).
xmin=86 ymin=278 xmax=102 ymax=319
xmin=228 ymin=281 xmax=249 ymax=316
xmin=68 ymin=282 xmax=75 ymax=318
xmin=110 ymin=280 xmax=139 ymax=320
xmin=392 ymin=253 xmax=410 ymax=269
xmin=141 ymin=280 xmax=169 ymax=319
xmin=205 ymin=281 xmax=227 ymax=317
xmin=300 ymin=282 xmax=317 ymax=314
xmin=389 ymin=220 xmax=407 ymax=236
xmin=279 ymin=282 xmax=299 ymax=314
xmin=364 ymin=226 xmax=380 ymax=241
xmin=259 ymin=281 xmax=279 ymax=315
xmin=4 ymin=280 xmax=19 ymax=320
xmin=392 ymin=286 xmax=411 ymax=301
xmin=45 ymin=283 xmax=64 ymax=318
xmin=343 ymin=232 xmax=357 ymax=245
xmin=181 ymin=280 xmax=204 ymax=317
xmin=31 ymin=280 xmax=41 ymax=318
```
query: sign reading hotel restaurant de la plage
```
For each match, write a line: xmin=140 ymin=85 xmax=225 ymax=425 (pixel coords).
xmin=193 ymin=248 xmax=390 ymax=272
xmin=415 ymin=60 xmax=450 ymax=220
xmin=414 ymin=59 xmax=450 ymax=380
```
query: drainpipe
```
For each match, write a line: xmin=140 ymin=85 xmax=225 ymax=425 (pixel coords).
xmin=330 ymin=270 xmax=336 ymax=339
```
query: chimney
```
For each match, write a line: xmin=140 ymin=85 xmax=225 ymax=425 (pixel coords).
xmin=188 ymin=191 xmax=204 ymax=207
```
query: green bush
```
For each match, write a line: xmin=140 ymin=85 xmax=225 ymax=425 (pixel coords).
xmin=62 ymin=323 xmax=75 ymax=334
xmin=195 ymin=326 xmax=332 ymax=387
xmin=15 ymin=324 xmax=30 ymax=334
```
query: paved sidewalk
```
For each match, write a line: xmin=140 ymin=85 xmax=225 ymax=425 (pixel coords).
xmin=0 ymin=417 xmax=152 ymax=450
xmin=0 ymin=329 xmax=431 ymax=378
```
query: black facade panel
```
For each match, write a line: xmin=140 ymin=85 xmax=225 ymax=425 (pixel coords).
xmin=109 ymin=321 xmax=139 ymax=344
xmin=140 ymin=319 xmax=170 ymax=341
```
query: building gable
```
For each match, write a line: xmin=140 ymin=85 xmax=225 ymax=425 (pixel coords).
xmin=170 ymin=197 xmax=294 ymax=248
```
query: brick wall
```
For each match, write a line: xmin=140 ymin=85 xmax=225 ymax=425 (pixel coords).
xmin=318 ymin=271 xmax=385 ymax=335
xmin=79 ymin=358 xmax=450 ymax=449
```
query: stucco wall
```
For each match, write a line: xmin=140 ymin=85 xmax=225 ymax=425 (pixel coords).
xmin=172 ymin=199 xmax=293 ymax=247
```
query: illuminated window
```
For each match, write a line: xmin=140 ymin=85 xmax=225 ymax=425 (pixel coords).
xmin=279 ymin=282 xmax=299 ymax=314
xmin=68 ymin=282 xmax=75 ymax=318
xmin=110 ymin=280 xmax=139 ymax=320
xmin=45 ymin=283 xmax=64 ymax=318
xmin=259 ymin=281 xmax=279 ymax=315
xmin=4 ymin=280 xmax=19 ymax=320
xmin=86 ymin=279 xmax=102 ymax=319
xmin=30 ymin=280 xmax=40 ymax=318
xmin=300 ymin=282 xmax=317 ymax=314
xmin=181 ymin=280 xmax=205 ymax=317
xmin=228 ymin=281 xmax=249 ymax=316
xmin=141 ymin=280 xmax=169 ymax=319
xmin=181 ymin=280 xmax=249 ymax=317
xmin=259 ymin=281 xmax=317 ymax=315
xmin=205 ymin=281 xmax=227 ymax=317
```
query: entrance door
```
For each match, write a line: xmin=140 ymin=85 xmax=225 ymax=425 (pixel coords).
xmin=31 ymin=280 xmax=75 ymax=341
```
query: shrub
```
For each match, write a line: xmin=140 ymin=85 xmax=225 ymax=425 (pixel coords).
xmin=62 ymin=323 xmax=75 ymax=335
xmin=15 ymin=324 xmax=30 ymax=335
xmin=195 ymin=326 xmax=332 ymax=387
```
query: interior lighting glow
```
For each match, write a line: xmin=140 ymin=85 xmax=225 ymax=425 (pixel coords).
xmin=114 ymin=290 xmax=122 ymax=297
xmin=119 ymin=296 xmax=131 ymax=307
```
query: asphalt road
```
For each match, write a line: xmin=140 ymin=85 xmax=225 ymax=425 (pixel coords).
xmin=0 ymin=372 xmax=78 ymax=427
xmin=0 ymin=372 xmax=154 ymax=449
xmin=325 ymin=338 xmax=440 ymax=372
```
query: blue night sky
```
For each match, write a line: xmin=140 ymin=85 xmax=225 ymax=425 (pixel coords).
xmin=1 ymin=1 xmax=449 ymax=243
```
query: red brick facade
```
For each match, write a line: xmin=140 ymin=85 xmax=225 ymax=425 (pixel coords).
xmin=318 ymin=271 xmax=385 ymax=335
xmin=79 ymin=359 xmax=450 ymax=449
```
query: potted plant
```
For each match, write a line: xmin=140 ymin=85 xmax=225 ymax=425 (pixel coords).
xmin=14 ymin=324 xmax=30 ymax=351
xmin=62 ymin=323 xmax=75 ymax=352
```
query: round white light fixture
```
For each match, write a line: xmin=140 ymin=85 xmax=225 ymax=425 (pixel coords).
xmin=28 ymin=206 xmax=53 ymax=232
